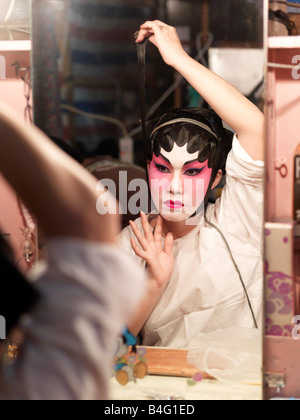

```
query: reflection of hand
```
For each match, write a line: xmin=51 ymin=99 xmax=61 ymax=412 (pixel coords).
xmin=135 ymin=20 xmax=187 ymax=68
xmin=129 ymin=212 xmax=174 ymax=294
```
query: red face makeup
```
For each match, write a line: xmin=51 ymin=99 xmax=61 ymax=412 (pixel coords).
xmin=148 ymin=144 xmax=213 ymax=222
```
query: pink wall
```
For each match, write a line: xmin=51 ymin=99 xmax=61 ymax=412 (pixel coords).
xmin=0 ymin=79 xmax=28 ymax=115
xmin=0 ymin=79 xmax=32 ymax=272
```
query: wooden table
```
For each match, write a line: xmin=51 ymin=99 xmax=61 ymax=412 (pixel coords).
xmin=110 ymin=376 xmax=262 ymax=401
xmin=110 ymin=346 xmax=262 ymax=400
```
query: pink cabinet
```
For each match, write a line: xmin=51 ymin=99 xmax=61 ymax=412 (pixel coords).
xmin=266 ymin=37 xmax=300 ymax=222
xmin=264 ymin=35 xmax=300 ymax=400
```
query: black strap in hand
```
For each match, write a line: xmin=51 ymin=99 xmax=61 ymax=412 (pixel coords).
xmin=135 ymin=31 xmax=149 ymax=164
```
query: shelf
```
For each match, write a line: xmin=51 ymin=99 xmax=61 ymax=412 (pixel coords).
xmin=268 ymin=35 xmax=300 ymax=48
xmin=0 ymin=40 xmax=31 ymax=51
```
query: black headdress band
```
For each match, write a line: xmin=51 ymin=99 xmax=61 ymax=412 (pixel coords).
xmin=151 ymin=118 xmax=219 ymax=140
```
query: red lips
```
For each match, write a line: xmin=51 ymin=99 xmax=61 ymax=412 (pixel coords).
xmin=165 ymin=200 xmax=184 ymax=209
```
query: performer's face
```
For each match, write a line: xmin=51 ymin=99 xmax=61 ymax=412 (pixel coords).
xmin=148 ymin=143 xmax=213 ymax=222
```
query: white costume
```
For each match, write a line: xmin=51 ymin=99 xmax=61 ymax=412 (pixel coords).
xmin=119 ymin=135 xmax=264 ymax=348
xmin=0 ymin=239 xmax=145 ymax=400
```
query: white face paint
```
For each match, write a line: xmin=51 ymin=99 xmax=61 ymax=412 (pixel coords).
xmin=148 ymin=143 xmax=213 ymax=223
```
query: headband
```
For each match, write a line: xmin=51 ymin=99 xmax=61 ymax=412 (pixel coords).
xmin=150 ymin=118 xmax=219 ymax=140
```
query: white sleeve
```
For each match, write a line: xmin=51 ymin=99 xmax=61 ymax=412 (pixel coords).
xmin=232 ymin=135 xmax=264 ymax=167
xmin=0 ymin=239 xmax=146 ymax=400
xmin=206 ymin=134 xmax=265 ymax=250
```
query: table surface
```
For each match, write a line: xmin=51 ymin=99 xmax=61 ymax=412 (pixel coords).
xmin=110 ymin=375 xmax=262 ymax=401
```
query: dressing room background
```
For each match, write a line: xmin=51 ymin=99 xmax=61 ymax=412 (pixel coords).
xmin=1 ymin=0 xmax=300 ymax=400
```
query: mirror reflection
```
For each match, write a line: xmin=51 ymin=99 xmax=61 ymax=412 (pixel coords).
xmin=32 ymin=0 xmax=265 ymax=400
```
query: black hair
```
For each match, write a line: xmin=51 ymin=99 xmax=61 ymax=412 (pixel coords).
xmin=146 ymin=107 xmax=234 ymax=206
xmin=0 ymin=234 xmax=14 ymax=263
xmin=49 ymin=136 xmax=84 ymax=164
xmin=0 ymin=234 xmax=39 ymax=337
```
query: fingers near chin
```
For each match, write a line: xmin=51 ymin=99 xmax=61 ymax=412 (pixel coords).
xmin=130 ymin=238 xmax=143 ymax=257
xmin=165 ymin=232 xmax=173 ymax=243
xmin=164 ymin=233 xmax=174 ymax=254
xmin=156 ymin=214 xmax=163 ymax=224
xmin=129 ymin=220 xmax=141 ymax=239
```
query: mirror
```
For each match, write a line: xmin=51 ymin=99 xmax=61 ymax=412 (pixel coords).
xmin=30 ymin=0 xmax=266 ymax=400
xmin=264 ymin=0 xmax=300 ymax=400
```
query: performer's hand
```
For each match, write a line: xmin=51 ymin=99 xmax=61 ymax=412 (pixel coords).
xmin=129 ymin=212 xmax=174 ymax=294
xmin=135 ymin=20 xmax=187 ymax=68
